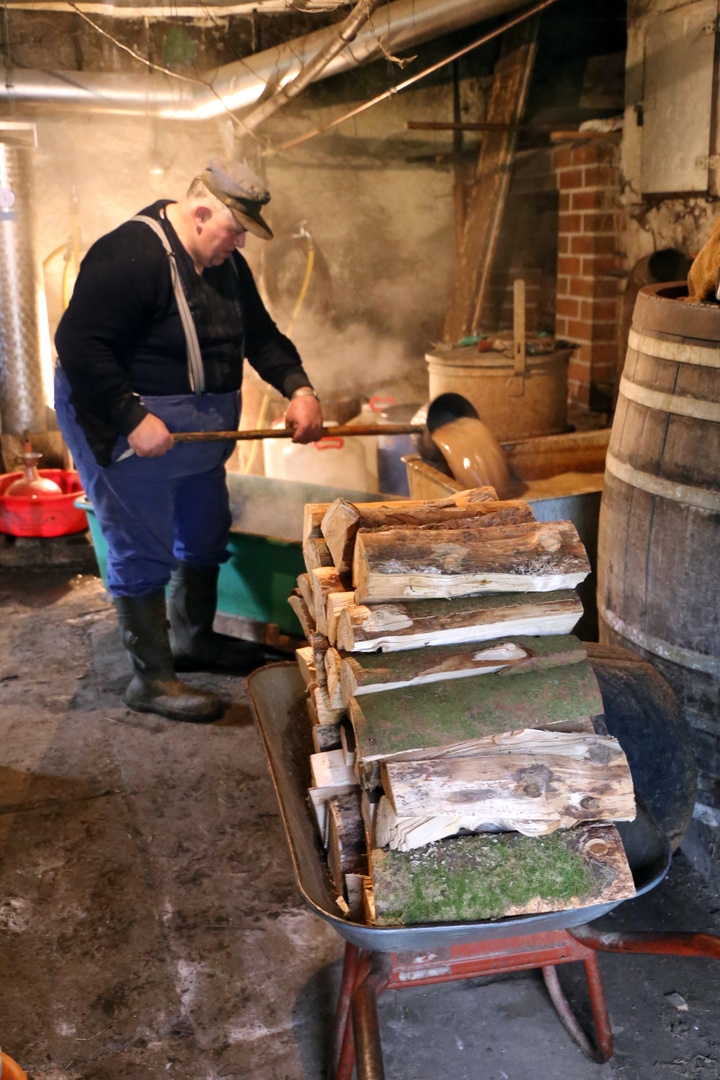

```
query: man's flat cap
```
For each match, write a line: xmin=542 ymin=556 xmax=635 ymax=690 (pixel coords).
xmin=202 ymin=155 xmax=273 ymax=240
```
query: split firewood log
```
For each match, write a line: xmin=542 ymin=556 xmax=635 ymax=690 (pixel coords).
xmin=380 ymin=730 xmax=635 ymax=832
xmin=368 ymin=824 xmax=636 ymax=926
xmin=320 ymin=494 xmax=535 ymax=577
xmin=353 ymin=521 xmax=591 ymax=602
xmin=349 ymin=660 xmax=603 ymax=764
xmin=335 ymin=591 xmax=583 ymax=653
xmin=338 ymin=634 xmax=587 ymax=702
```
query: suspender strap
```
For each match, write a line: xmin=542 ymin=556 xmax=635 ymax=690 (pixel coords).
xmin=131 ymin=214 xmax=205 ymax=394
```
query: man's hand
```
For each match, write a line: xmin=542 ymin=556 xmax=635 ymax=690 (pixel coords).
xmin=128 ymin=413 xmax=175 ymax=457
xmin=285 ymin=394 xmax=324 ymax=444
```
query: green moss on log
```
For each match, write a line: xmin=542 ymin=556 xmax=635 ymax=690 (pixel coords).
xmin=371 ymin=832 xmax=596 ymax=925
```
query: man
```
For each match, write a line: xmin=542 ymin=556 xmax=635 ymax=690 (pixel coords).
xmin=55 ymin=156 xmax=323 ymax=724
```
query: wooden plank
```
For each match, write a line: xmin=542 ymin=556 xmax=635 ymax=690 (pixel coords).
xmin=336 ymin=590 xmax=583 ymax=653
xmin=339 ymin=634 xmax=586 ymax=701
xmin=349 ymin=660 xmax=603 ymax=764
xmin=369 ymin=824 xmax=635 ymax=926
xmin=310 ymin=749 xmax=356 ymax=789
xmin=303 ymin=535 xmax=334 ymax=571
xmin=353 ymin=521 xmax=591 ymax=602
xmin=381 ymin=731 xmax=635 ymax=830
xmin=320 ymin=494 xmax=534 ymax=577
xmin=444 ymin=21 xmax=539 ymax=342
xmin=288 ymin=591 xmax=315 ymax=641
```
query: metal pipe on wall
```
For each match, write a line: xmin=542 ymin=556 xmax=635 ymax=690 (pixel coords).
xmin=0 ymin=125 xmax=48 ymax=435
xmin=0 ymin=0 xmax=535 ymax=119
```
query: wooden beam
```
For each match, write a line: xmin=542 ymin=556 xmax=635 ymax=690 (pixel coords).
xmin=444 ymin=21 xmax=539 ymax=342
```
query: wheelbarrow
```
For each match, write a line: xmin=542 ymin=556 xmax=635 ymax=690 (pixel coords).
xmin=247 ymin=663 xmax=720 ymax=1080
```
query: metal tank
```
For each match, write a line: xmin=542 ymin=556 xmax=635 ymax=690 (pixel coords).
xmin=0 ymin=123 xmax=47 ymax=435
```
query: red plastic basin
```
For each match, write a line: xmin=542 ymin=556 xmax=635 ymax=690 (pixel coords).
xmin=0 ymin=469 xmax=88 ymax=537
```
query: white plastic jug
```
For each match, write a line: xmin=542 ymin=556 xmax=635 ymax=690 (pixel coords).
xmin=263 ymin=429 xmax=379 ymax=493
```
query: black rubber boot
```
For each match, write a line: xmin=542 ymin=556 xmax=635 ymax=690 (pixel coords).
xmin=115 ymin=591 xmax=224 ymax=723
xmin=168 ymin=562 xmax=283 ymax=675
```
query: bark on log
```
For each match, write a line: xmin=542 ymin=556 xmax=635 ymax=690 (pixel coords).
xmin=353 ymin=521 xmax=591 ymax=602
xmin=381 ymin=731 xmax=635 ymax=830
xmin=312 ymin=723 xmax=342 ymax=753
xmin=302 ymin=488 xmax=499 ymax=542
xmin=327 ymin=792 xmax=367 ymax=894
xmin=336 ymin=590 xmax=583 ymax=653
xmin=310 ymin=631 xmax=329 ymax=687
xmin=339 ymin=634 xmax=587 ymax=702
xmin=369 ymin=824 xmax=635 ymax=926
xmin=320 ymin=494 xmax=534 ymax=577
xmin=349 ymin=660 xmax=603 ymax=763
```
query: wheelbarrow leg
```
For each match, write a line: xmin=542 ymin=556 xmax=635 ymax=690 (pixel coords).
xmin=352 ymin=952 xmax=391 ymax=1080
xmin=332 ymin=941 xmax=360 ymax=1080
xmin=569 ymin=926 xmax=720 ymax=961
xmin=542 ymin=958 xmax=613 ymax=1063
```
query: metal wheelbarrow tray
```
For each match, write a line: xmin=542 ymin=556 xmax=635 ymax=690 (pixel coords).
xmin=247 ymin=663 xmax=718 ymax=1076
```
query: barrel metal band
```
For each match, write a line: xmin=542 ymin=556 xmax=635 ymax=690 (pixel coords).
xmin=619 ymin=375 xmax=720 ymax=423
xmin=628 ymin=328 xmax=720 ymax=369
xmin=605 ymin=451 xmax=720 ymax=511
xmin=599 ymin=603 xmax=720 ymax=676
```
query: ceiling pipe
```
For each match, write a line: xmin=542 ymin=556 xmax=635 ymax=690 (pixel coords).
xmin=239 ymin=0 xmax=387 ymax=135
xmin=0 ymin=0 xmax=537 ymax=119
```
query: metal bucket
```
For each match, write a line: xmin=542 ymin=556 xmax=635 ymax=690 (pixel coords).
xmin=425 ymin=345 xmax=570 ymax=442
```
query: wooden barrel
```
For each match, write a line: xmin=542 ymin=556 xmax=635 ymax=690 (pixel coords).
xmin=597 ymin=282 xmax=720 ymax=822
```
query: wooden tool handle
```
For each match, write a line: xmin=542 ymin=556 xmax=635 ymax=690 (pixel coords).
xmin=172 ymin=423 xmax=422 ymax=443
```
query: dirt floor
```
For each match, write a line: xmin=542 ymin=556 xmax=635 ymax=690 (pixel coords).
xmin=0 ymin=567 xmax=718 ymax=1080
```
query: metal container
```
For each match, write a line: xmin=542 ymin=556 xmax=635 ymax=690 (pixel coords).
xmin=0 ymin=124 xmax=47 ymax=435
xmin=425 ymin=344 xmax=570 ymax=442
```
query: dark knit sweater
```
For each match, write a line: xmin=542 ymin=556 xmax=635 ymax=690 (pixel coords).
xmin=55 ymin=200 xmax=313 ymax=465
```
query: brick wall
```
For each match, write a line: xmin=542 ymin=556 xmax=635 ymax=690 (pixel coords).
xmin=553 ymin=137 xmax=623 ymax=411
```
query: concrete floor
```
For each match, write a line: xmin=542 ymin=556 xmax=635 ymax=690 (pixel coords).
xmin=0 ymin=568 xmax=718 ymax=1080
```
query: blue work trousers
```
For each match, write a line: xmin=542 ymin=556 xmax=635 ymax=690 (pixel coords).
xmin=55 ymin=368 xmax=239 ymax=597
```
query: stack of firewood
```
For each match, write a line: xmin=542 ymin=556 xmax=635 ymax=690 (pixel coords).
xmin=289 ymin=487 xmax=637 ymax=927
